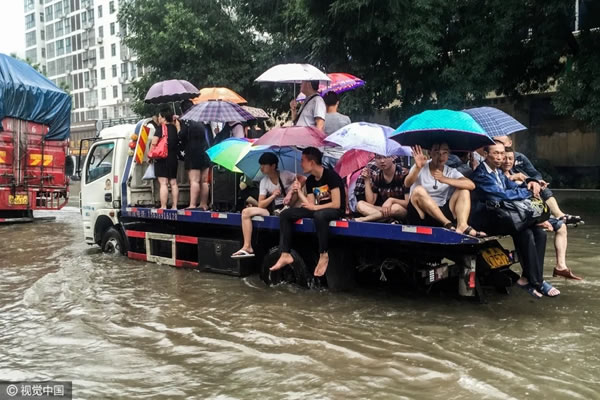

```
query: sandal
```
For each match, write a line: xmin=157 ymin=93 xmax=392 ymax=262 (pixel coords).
xmin=231 ymin=249 xmax=255 ymax=259
xmin=463 ymin=225 xmax=487 ymax=238
xmin=538 ymin=281 xmax=560 ymax=297
xmin=516 ymin=281 xmax=542 ymax=299
xmin=552 ymin=267 xmax=583 ymax=281
xmin=443 ymin=222 xmax=456 ymax=231
xmin=560 ymin=214 xmax=582 ymax=225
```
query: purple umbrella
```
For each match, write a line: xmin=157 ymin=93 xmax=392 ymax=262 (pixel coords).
xmin=144 ymin=79 xmax=199 ymax=104
xmin=181 ymin=100 xmax=254 ymax=123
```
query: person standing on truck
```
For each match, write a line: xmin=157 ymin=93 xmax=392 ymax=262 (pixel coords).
xmin=270 ymin=147 xmax=346 ymax=277
xmin=354 ymin=154 xmax=408 ymax=222
xmin=470 ymin=140 xmax=560 ymax=298
xmin=178 ymin=100 xmax=211 ymax=210
xmin=404 ymin=142 xmax=485 ymax=237
xmin=150 ymin=108 xmax=179 ymax=209
xmin=290 ymin=81 xmax=326 ymax=131
xmin=231 ymin=152 xmax=305 ymax=259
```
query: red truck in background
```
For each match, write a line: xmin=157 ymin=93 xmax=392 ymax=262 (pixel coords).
xmin=0 ymin=118 xmax=69 ymax=222
xmin=0 ymin=53 xmax=72 ymax=223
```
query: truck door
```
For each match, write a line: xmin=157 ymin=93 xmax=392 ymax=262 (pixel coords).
xmin=81 ymin=141 xmax=116 ymax=242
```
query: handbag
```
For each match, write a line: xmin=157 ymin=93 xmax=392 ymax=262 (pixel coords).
xmin=487 ymin=196 xmax=550 ymax=233
xmin=142 ymin=163 xmax=155 ymax=180
xmin=148 ymin=125 xmax=168 ymax=159
xmin=268 ymin=173 xmax=288 ymax=214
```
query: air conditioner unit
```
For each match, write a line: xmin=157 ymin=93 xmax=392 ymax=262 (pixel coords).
xmin=96 ymin=37 xmax=103 ymax=44
xmin=124 ymin=97 xmax=131 ymax=103
xmin=118 ymin=77 xmax=125 ymax=84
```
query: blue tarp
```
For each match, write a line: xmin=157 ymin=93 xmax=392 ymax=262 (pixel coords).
xmin=0 ymin=53 xmax=71 ymax=141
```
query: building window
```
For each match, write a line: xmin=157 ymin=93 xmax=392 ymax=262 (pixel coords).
xmin=98 ymin=26 xmax=103 ymax=37
xmin=98 ymin=5 xmax=102 ymax=18
xmin=56 ymin=39 xmax=65 ymax=56
xmin=112 ymin=64 xmax=117 ymax=77
xmin=25 ymin=49 xmax=37 ymax=63
xmin=54 ymin=2 xmax=62 ymax=18
xmin=40 ymin=30 xmax=45 ymax=40
xmin=63 ymin=0 xmax=70 ymax=14
xmin=100 ymin=67 xmax=105 ymax=80
xmin=99 ymin=46 xmax=104 ymax=59
xmin=65 ymin=37 xmax=71 ymax=53
xmin=46 ymin=24 xmax=54 ymax=39
xmin=41 ymin=48 xmax=46 ymax=58
xmin=47 ymin=42 xmax=55 ymax=58
xmin=110 ymin=22 xmax=115 ymax=35
xmin=40 ymin=12 xmax=44 ymax=22
xmin=55 ymin=20 xmax=64 ymax=37
xmin=109 ymin=1 xmax=115 ymax=14
xmin=112 ymin=85 xmax=118 ymax=98
xmin=101 ymin=87 xmax=106 ymax=100
xmin=64 ymin=17 xmax=71 ymax=34
xmin=25 ymin=0 xmax=35 ymax=12
xmin=111 ymin=43 xmax=116 ymax=57
xmin=26 ymin=31 xmax=37 ymax=47
xmin=45 ymin=5 xmax=53 ymax=20
xmin=25 ymin=13 xmax=36 ymax=29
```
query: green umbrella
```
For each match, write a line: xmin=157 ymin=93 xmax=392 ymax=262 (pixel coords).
xmin=205 ymin=138 xmax=253 ymax=172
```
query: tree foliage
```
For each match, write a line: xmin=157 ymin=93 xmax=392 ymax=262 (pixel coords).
xmin=121 ymin=0 xmax=600 ymax=128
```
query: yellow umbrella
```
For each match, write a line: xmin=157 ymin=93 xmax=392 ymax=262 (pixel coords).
xmin=193 ymin=87 xmax=247 ymax=104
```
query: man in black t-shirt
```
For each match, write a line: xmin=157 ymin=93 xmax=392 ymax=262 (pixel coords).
xmin=270 ymin=147 xmax=346 ymax=277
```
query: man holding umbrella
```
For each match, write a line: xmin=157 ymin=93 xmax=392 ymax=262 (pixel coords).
xmin=404 ymin=143 xmax=485 ymax=237
xmin=290 ymin=81 xmax=326 ymax=131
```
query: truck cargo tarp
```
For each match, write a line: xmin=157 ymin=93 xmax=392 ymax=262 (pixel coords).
xmin=0 ymin=53 xmax=71 ymax=141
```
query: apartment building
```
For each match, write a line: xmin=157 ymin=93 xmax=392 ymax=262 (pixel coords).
xmin=23 ymin=0 xmax=140 ymax=130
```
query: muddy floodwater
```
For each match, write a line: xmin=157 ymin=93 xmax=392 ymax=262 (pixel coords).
xmin=1 ymin=198 xmax=599 ymax=399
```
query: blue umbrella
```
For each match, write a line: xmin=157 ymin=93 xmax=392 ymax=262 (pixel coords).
xmin=236 ymin=146 xmax=303 ymax=181
xmin=463 ymin=106 xmax=527 ymax=137
xmin=326 ymin=122 xmax=411 ymax=156
xmin=390 ymin=109 xmax=495 ymax=151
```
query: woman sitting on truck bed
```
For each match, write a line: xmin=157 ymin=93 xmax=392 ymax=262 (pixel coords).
xmin=151 ymin=108 xmax=180 ymax=209
xmin=231 ymin=152 xmax=304 ymax=259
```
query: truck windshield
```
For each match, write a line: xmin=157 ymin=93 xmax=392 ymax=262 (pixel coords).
xmin=86 ymin=142 xmax=115 ymax=183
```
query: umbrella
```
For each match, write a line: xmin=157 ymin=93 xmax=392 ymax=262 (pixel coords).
xmin=255 ymin=63 xmax=331 ymax=84
xmin=194 ymin=87 xmax=247 ymax=104
xmin=144 ymin=79 xmax=199 ymax=104
xmin=236 ymin=146 xmax=303 ymax=181
xmin=297 ymin=72 xmax=365 ymax=101
xmin=181 ymin=100 xmax=254 ymax=123
xmin=205 ymin=138 xmax=253 ymax=172
xmin=241 ymin=105 xmax=270 ymax=120
xmin=463 ymin=106 xmax=527 ymax=137
xmin=390 ymin=109 xmax=495 ymax=151
xmin=334 ymin=149 xmax=374 ymax=178
xmin=326 ymin=122 xmax=411 ymax=156
xmin=253 ymin=126 xmax=327 ymax=148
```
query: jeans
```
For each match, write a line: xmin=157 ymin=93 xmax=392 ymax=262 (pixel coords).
xmin=279 ymin=207 xmax=342 ymax=253
xmin=512 ymin=226 xmax=547 ymax=288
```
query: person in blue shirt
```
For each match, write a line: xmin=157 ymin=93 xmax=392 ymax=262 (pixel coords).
xmin=471 ymin=141 xmax=560 ymax=298
xmin=495 ymin=135 xmax=581 ymax=225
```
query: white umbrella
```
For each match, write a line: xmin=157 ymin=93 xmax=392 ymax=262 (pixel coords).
xmin=255 ymin=63 xmax=331 ymax=84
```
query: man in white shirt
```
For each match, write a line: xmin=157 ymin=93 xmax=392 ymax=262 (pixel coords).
xmin=404 ymin=142 xmax=485 ymax=237
xmin=290 ymin=80 xmax=326 ymax=131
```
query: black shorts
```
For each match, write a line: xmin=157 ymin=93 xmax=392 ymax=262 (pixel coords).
xmin=406 ymin=200 xmax=454 ymax=227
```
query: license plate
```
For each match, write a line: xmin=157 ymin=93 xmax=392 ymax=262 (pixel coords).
xmin=8 ymin=194 xmax=28 ymax=205
xmin=481 ymin=247 xmax=511 ymax=269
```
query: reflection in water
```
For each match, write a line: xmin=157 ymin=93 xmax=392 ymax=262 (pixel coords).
xmin=0 ymin=207 xmax=599 ymax=399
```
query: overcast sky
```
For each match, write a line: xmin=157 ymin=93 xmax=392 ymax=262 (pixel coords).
xmin=0 ymin=0 xmax=25 ymax=57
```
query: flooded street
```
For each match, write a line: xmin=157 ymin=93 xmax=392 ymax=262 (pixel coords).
xmin=1 ymin=200 xmax=599 ymax=399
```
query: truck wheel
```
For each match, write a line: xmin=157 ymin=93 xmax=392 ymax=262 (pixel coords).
xmin=260 ymin=247 xmax=309 ymax=287
xmin=325 ymin=247 xmax=356 ymax=292
xmin=101 ymin=227 xmax=126 ymax=255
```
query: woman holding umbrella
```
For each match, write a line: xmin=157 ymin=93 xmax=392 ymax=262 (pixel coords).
xmin=150 ymin=108 xmax=180 ymax=209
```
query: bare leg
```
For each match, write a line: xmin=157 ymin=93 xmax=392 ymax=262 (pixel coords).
xmin=188 ymin=169 xmax=200 ymax=208
xmin=450 ymin=189 xmax=485 ymax=236
xmin=158 ymin=177 xmax=168 ymax=209
xmin=411 ymin=186 xmax=452 ymax=226
xmin=314 ymin=252 xmax=329 ymax=276
xmin=237 ymin=207 xmax=269 ymax=253
xmin=270 ymin=252 xmax=295 ymax=271
xmin=546 ymin=197 xmax=564 ymax=219
xmin=199 ymin=168 xmax=210 ymax=210
xmin=169 ymin=178 xmax=179 ymax=209
xmin=355 ymin=201 xmax=383 ymax=222
xmin=554 ymin=224 xmax=568 ymax=270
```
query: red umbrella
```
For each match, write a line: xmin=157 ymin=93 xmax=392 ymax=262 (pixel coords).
xmin=297 ymin=73 xmax=365 ymax=101
xmin=334 ymin=149 xmax=374 ymax=178
xmin=252 ymin=126 xmax=326 ymax=148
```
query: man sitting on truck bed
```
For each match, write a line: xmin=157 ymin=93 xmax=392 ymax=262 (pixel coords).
xmin=404 ymin=143 xmax=485 ymax=237
xmin=270 ymin=147 xmax=346 ymax=277
xmin=355 ymin=154 xmax=408 ymax=222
